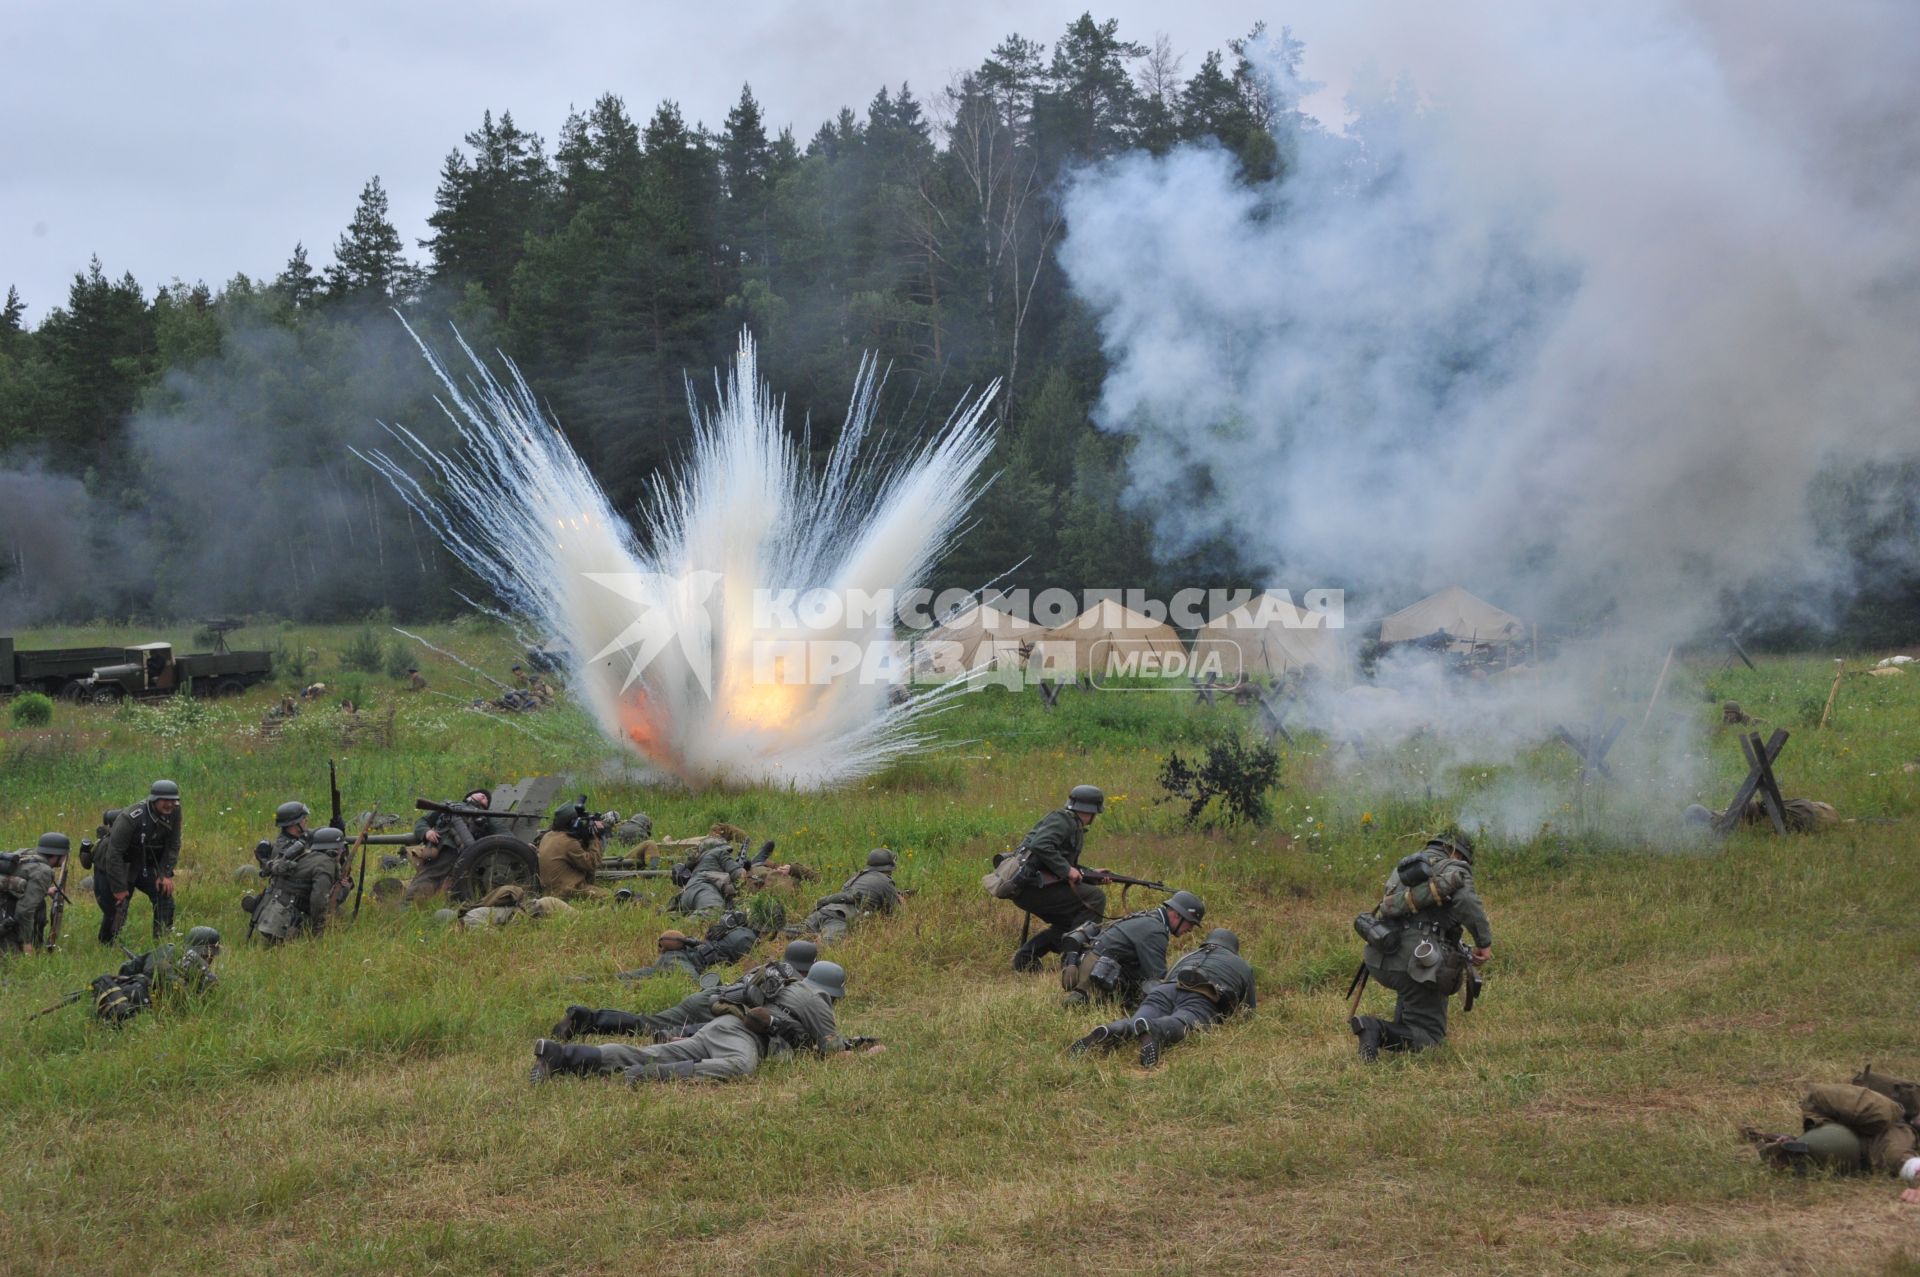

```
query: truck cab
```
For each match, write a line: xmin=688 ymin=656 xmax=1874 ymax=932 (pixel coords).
xmin=81 ymin=643 xmax=177 ymax=701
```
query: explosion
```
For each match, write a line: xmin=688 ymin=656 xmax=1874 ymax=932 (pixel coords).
xmin=363 ymin=326 xmax=997 ymax=789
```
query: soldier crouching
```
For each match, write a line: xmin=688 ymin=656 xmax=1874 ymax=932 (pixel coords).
xmin=1349 ymin=829 xmax=1492 ymax=1060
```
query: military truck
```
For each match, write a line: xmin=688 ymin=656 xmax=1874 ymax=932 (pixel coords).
xmin=78 ymin=641 xmax=274 ymax=702
xmin=1 ymin=637 xmax=135 ymax=700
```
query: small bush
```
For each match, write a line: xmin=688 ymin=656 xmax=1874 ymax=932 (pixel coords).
xmin=1157 ymin=735 xmax=1282 ymax=827
xmin=339 ymin=627 xmax=385 ymax=673
xmin=10 ymin=693 xmax=54 ymax=727
xmin=383 ymin=640 xmax=416 ymax=681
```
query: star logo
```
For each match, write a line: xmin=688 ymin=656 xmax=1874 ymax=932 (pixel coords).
xmin=584 ymin=570 xmax=725 ymax=696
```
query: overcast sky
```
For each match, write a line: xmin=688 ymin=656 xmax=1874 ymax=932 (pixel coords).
xmin=3 ymin=1 xmax=1280 ymax=325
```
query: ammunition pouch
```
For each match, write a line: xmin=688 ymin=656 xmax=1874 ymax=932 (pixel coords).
xmin=0 ymin=853 xmax=16 ymax=876
xmin=240 ymin=892 xmax=261 ymax=914
xmin=1065 ymin=952 xmax=1122 ymax=996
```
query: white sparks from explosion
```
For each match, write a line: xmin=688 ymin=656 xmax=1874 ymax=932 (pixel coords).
xmin=359 ymin=323 xmax=999 ymax=790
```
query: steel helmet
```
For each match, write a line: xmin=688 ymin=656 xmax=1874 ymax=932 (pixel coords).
xmin=274 ymin=801 xmax=311 ymax=829
xmin=310 ymin=827 xmax=345 ymax=848
xmin=36 ymin=832 xmax=71 ymax=857
xmin=149 ymin=779 xmax=182 ymax=800
xmin=782 ymin=939 xmax=819 ymax=976
xmin=184 ymin=926 xmax=222 ymax=954
xmin=1164 ymin=891 xmax=1205 ymax=927
xmin=1066 ymin=784 xmax=1105 ymax=814
xmin=803 ymin=959 xmax=847 ymax=1001
xmin=1429 ymin=828 xmax=1475 ymax=863
xmin=1203 ymin=927 xmax=1239 ymax=953
xmin=865 ymin=848 xmax=897 ymax=871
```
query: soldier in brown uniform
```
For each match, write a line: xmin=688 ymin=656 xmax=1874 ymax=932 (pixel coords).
xmin=1745 ymin=1065 xmax=1920 ymax=1201
xmin=536 ymin=801 xmax=608 ymax=897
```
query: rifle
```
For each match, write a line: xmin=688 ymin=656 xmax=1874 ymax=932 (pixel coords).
xmin=842 ymin=1035 xmax=882 ymax=1049
xmin=46 ymin=844 xmax=74 ymax=952
xmin=350 ymin=809 xmax=376 ymax=922
xmin=1345 ymin=961 xmax=1370 ymax=1018
xmin=1080 ymin=869 xmax=1174 ymax=905
xmin=29 ymin=989 xmax=88 ymax=1019
xmin=328 ymin=760 xmax=344 ymax=834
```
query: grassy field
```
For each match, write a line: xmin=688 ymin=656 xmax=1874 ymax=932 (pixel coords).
xmin=3 ymin=622 xmax=1918 ymax=1275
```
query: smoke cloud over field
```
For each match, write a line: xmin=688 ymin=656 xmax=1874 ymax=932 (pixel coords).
xmin=1061 ymin=0 xmax=1920 ymax=639
xmin=0 ymin=312 xmax=456 ymax=627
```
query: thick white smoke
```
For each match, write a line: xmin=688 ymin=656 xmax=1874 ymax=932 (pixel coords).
xmin=1061 ymin=0 xmax=1920 ymax=637
xmin=363 ymin=325 xmax=997 ymax=790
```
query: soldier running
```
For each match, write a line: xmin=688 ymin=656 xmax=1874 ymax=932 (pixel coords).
xmin=1006 ymin=785 xmax=1110 ymax=971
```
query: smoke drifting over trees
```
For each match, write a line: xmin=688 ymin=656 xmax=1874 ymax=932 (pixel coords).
xmin=1060 ymin=1 xmax=1920 ymax=643
xmin=3 ymin=6 xmax=1916 ymax=644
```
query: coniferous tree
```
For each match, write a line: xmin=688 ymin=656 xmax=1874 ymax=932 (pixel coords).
xmin=275 ymin=242 xmax=319 ymax=310
xmin=37 ymin=258 xmax=156 ymax=464
xmin=1039 ymin=14 xmax=1145 ymax=166
xmin=325 ymin=177 xmax=413 ymax=303
xmin=424 ymin=109 xmax=555 ymax=304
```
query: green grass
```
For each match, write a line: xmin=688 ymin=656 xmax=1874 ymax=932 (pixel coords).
xmin=3 ymin=622 xmax=1919 ymax=1275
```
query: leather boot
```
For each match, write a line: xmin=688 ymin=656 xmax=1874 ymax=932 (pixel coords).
xmin=528 ymin=1038 xmax=602 ymax=1083
xmin=1137 ymin=1018 xmax=1186 ymax=1069
xmin=1349 ymin=1015 xmax=1385 ymax=1063
xmin=593 ymin=1010 xmax=648 ymax=1037
xmin=1376 ymin=1021 xmax=1421 ymax=1054
xmin=550 ymin=1005 xmax=594 ymax=1042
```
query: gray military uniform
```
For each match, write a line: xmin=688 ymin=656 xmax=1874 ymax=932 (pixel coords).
xmin=1009 ymin=808 xmax=1107 ymax=968
xmin=802 ymin=867 xmax=900 ymax=942
xmin=255 ymin=841 xmax=340 ymax=940
xmin=0 ymin=851 xmax=57 ymax=950
xmin=1081 ymin=909 xmax=1174 ymax=1006
xmin=1359 ymin=846 xmax=1492 ymax=1051
xmin=589 ymin=984 xmax=843 ymax=1080
xmin=94 ymin=800 xmax=181 ymax=941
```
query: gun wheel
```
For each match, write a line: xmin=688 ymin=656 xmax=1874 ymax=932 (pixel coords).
xmin=447 ymin=834 xmax=541 ymax=903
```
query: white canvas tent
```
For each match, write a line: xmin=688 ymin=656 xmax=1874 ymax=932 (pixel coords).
xmin=1378 ymin=585 xmax=1526 ymax=652
xmin=910 ymin=604 xmax=1040 ymax=679
xmin=1033 ymin=598 xmax=1185 ymax=680
xmin=1191 ymin=593 xmax=1343 ymax=679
